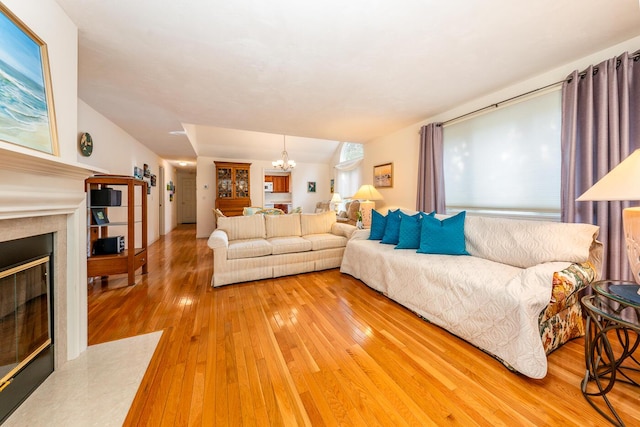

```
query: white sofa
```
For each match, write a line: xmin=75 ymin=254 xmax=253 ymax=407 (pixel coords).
xmin=208 ymin=211 xmax=356 ymax=287
xmin=340 ymin=211 xmax=602 ymax=379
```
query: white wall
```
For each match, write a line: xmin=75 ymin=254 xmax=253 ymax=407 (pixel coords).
xmin=365 ymin=35 xmax=640 ymax=213
xmin=77 ymin=100 xmax=177 ymax=243
xmin=196 ymin=156 xmax=332 ymax=238
xmin=161 ymin=165 xmax=179 ymax=235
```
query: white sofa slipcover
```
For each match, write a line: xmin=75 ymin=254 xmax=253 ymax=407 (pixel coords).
xmin=340 ymin=213 xmax=602 ymax=379
xmin=208 ymin=211 xmax=356 ymax=287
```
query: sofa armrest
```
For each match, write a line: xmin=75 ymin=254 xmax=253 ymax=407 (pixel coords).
xmin=348 ymin=228 xmax=371 ymax=240
xmin=331 ymin=222 xmax=357 ymax=239
xmin=538 ymin=261 xmax=596 ymax=321
xmin=550 ymin=261 xmax=596 ymax=304
xmin=207 ymin=229 xmax=229 ymax=249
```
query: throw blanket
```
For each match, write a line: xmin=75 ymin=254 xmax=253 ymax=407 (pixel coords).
xmin=341 ymin=238 xmax=572 ymax=378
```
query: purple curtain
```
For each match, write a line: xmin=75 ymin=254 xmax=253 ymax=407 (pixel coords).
xmin=416 ymin=123 xmax=445 ymax=213
xmin=561 ymin=51 xmax=640 ymax=281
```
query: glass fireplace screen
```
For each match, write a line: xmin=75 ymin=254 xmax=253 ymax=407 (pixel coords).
xmin=0 ymin=256 xmax=51 ymax=391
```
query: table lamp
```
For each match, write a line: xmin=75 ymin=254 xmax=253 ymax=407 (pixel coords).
xmin=352 ymin=184 xmax=383 ymax=228
xmin=577 ymin=149 xmax=640 ymax=293
xmin=330 ymin=192 xmax=342 ymax=213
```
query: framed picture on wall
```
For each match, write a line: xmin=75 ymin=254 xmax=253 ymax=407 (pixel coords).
xmin=307 ymin=181 xmax=316 ymax=193
xmin=134 ymin=166 xmax=143 ymax=180
xmin=374 ymin=162 xmax=393 ymax=188
xmin=330 ymin=179 xmax=334 ymax=193
xmin=0 ymin=4 xmax=59 ymax=155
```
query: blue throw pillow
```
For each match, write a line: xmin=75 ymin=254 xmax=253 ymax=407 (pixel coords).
xmin=395 ymin=211 xmax=435 ymax=249
xmin=395 ymin=213 xmax=422 ymax=249
xmin=417 ymin=211 xmax=469 ymax=255
xmin=380 ymin=209 xmax=402 ymax=245
xmin=368 ymin=210 xmax=387 ymax=240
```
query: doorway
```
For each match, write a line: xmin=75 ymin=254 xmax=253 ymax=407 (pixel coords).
xmin=178 ymin=173 xmax=197 ymax=224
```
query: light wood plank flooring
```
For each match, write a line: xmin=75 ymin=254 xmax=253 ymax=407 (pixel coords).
xmin=88 ymin=225 xmax=640 ymax=426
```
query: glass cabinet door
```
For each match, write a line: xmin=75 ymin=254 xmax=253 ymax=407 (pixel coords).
xmin=235 ymin=168 xmax=249 ymax=198
xmin=217 ymin=167 xmax=233 ymax=198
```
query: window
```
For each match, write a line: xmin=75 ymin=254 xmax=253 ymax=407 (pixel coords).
xmin=443 ymin=89 xmax=561 ymax=220
xmin=340 ymin=142 xmax=364 ymax=162
xmin=335 ymin=142 xmax=364 ymax=199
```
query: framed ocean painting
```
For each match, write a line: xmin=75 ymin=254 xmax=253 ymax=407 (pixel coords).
xmin=0 ymin=4 xmax=58 ymax=155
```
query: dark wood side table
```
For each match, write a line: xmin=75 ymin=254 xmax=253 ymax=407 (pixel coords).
xmin=581 ymin=280 xmax=640 ymax=426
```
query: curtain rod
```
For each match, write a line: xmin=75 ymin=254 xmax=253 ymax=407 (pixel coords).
xmin=438 ymin=80 xmax=563 ymax=127
xmin=438 ymin=49 xmax=640 ymax=128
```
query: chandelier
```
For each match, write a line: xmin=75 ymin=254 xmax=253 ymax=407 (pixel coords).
xmin=272 ymin=135 xmax=296 ymax=171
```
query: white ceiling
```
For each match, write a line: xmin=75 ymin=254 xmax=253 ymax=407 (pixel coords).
xmin=54 ymin=0 xmax=640 ymax=168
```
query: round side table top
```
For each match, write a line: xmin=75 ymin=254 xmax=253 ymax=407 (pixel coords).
xmin=592 ymin=280 xmax=640 ymax=308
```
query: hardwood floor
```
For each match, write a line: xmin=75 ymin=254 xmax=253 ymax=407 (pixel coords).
xmin=88 ymin=225 xmax=640 ymax=426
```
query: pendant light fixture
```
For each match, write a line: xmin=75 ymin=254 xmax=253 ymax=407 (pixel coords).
xmin=272 ymin=135 xmax=296 ymax=171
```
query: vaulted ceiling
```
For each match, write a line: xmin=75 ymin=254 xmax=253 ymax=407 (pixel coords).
xmin=55 ymin=0 xmax=640 ymax=167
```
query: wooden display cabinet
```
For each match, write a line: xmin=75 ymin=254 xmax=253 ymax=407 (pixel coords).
xmin=215 ymin=162 xmax=251 ymax=216
xmin=85 ymin=175 xmax=148 ymax=286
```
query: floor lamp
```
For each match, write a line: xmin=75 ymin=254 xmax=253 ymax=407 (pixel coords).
xmin=352 ymin=185 xmax=383 ymax=228
xmin=577 ymin=149 xmax=640 ymax=293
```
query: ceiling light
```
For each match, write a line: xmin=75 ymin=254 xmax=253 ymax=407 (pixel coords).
xmin=272 ymin=135 xmax=296 ymax=171
xmin=178 ymin=161 xmax=188 ymax=166
xmin=169 ymin=130 xmax=186 ymax=136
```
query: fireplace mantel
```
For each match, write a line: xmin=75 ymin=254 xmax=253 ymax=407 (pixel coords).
xmin=0 ymin=144 xmax=107 ymax=220
xmin=0 ymin=144 xmax=106 ymax=180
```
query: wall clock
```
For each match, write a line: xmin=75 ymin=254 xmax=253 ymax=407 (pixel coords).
xmin=79 ymin=132 xmax=93 ymax=156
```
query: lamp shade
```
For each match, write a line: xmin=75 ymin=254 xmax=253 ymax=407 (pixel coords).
xmin=576 ymin=149 xmax=640 ymax=289
xmin=330 ymin=193 xmax=342 ymax=203
xmin=352 ymin=184 xmax=383 ymax=201
xmin=577 ymin=149 xmax=640 ymax=201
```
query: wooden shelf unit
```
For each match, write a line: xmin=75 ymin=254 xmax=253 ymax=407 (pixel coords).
xmin=86 ymin=175 xmax=148 ymax=286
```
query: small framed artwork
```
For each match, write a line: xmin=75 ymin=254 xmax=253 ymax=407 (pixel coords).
xmin=374 ymin=162 xmax=393 ymax=188
xmin=134 ymin=166 xmax=143 ymax=180
xmin=150 ymin=174 xmax=157 ymax=187
xmin=307 ymin=181 xmax=316 ymax=193
xmin=330 ymin=178 xmax=334 ymax=194
xmin=143 ymin=163 xmax=150 ymax=178
xmin=91 ymin=208 xmax=109 ymax=225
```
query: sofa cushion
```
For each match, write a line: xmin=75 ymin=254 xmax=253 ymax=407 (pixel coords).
xmin=217 ymin=214 xmax=266 ymax=241
xmin=268 ymin=236 xmax=312 ymax=255
xmin=227 ymin=238 xmax=272 ymax=260
xmin=381 ymin=209 xmax=402 ymax=244
xmin=418 ymin=211 xmax=469 ymax=255
xmin=303 ymin=233 xmax=348 ymax=251
xmin=265 ymin=213 xmax=302 ymax=238
xmin=369 ymin=210 xmax=387 ymax=240
xmin=396 ymin=212 xmax=432 ymax=249
xmin=301 ymin=211 xmax=336 ymax=235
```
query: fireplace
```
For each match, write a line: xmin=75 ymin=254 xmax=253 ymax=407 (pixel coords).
xmin=0 ymin=144 xmax=99 ymax=422
xmin=0 ymin=233 xmax=54 ymax=422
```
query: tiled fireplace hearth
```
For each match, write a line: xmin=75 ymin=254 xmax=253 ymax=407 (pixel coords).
xmin=0 ymin=144 xmax=103 ymax=419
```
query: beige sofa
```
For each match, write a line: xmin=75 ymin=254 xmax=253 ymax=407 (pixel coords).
xmin=207 ymin=211 xmax=356 ymax=286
